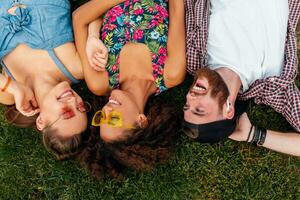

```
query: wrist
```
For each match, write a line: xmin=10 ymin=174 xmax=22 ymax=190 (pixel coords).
xmin=88 ymin=34 xmax=100 ymax=39
xmin=246 ymin=125 xmax=254 ymax=142
xmin=248 ymin=126 xmax=267 ymax=146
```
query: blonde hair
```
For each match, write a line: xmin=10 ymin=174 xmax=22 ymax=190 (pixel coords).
xmin=5 ymin=105 xmax=83 ymax=160
xmin=42 ymin=127 xmax=82 ymax=160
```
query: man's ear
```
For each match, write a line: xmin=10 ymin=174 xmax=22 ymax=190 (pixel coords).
xmin=223 ymin=100 xmax=235 ymax=119
xmin=136 ymin=114 xmax=148 ymax=128
xmin=36 ymin=115 xmax=45 ymax=131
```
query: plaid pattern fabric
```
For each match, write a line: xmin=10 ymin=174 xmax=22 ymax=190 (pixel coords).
xmin=185 ymin=0 xmax=300 ymax=131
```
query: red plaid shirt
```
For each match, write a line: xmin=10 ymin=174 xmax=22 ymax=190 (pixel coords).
xmin=185 ymin=0 xmax=300 ymax=131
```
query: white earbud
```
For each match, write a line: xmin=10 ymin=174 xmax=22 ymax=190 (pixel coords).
xmin=226 ymin=99 xmax=231 ymax=112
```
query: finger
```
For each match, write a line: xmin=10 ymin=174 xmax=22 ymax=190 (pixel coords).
xmin=91 ymin=65 xmax=106 ymax=72
xmin=88 ymin=59 xmax=104 ymax=71
xmin=30 ymin=97 xmax=38 ymax=108
xmin=18 ymin=108 xmax=33 ymax=117
xmin=22 ymin=110 xmax=36 ymax=117
xmin=104 ymin=51 xmax=108 ymax=59
xmin=94 ymin=55 xmax=107 ymax=64
xmin=32 ymin=108 xmax=40 ymax=115
xmin=92 ymin=57 xmax=106 ymax=68
xmin=94 ymin=56 xmax=107 ymax=66
xmin=21 ymin=102 xmax=32 ymax=112
xmin=95 ymin=52 xmax=106 ymax=59
xmin=24 ymin=107 xmax=40 ymax=116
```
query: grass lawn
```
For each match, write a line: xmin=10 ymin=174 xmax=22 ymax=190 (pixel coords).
xmin=0 ymin=1 xmax=300 ymax=199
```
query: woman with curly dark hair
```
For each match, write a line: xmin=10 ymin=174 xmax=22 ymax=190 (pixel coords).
xmin=73 ymin=0 xmax=185 ymax=177
xmin=77 ymin=97 xmax=181 ymax=179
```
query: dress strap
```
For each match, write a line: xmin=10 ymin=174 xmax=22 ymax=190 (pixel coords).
xmin=0 ymin=59 xmax=16 ymax=81
xmin=47 ymin=49 xmax=80 ymax=84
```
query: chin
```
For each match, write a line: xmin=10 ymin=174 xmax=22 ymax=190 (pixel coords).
xmin=55 ymin=81 xmax=72 ymax=92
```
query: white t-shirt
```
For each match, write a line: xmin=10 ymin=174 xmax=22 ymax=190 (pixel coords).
xmin=207 ymin=0 xmax=289 ymax=92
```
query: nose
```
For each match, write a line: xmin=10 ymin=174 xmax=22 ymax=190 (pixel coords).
xmin=103 ymin=105 xmax=113 ymax=117
xmin=186 ymin=93 xmax=204 ymax=109
xmin=186 ymin=92 xmax=197 ymax=100
xmin=60 ymin=95 xmax=79 ymax=110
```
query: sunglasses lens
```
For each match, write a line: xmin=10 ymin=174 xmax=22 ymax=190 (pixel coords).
xmin=108 ymin=112 xmax=122 ymax=126
xmin=92 ymin=111 xmax=103 ymax=125
xmin=91 ymin=110 xmax=127 ymax=128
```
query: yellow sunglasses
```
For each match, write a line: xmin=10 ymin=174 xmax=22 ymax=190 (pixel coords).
xmin=92 ymin=110 xmax=135 ymax=129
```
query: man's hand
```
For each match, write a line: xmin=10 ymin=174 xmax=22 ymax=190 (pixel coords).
xmin=86 ymin=35 xmax=108 ymax=71
xmin=9 ymin=81 xmax=40 ymax=117
xmin=229 ymin=113 xmax=252 ymax=142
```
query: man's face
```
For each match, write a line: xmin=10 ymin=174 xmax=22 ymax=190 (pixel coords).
xmin=184 ymin=69 xmax=229 ymax=125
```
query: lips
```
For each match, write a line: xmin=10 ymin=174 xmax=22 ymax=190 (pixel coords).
xmin=191 ymin=80 xmax=207 ymax=95
xmin=108 ymin=97 xmax=121 ymax=105
xmin=57 ymin=90 xmax=74 ymax=101
xmin=193 ymin=83 xmax=206 ymax=91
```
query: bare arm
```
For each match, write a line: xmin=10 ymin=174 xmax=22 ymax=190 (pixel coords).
xmin=0 ymin=75 xmax=14 ymax=105
xmin=164 ymin=0 xmax=186 ymax=88
xmin=72 ymin=0 xmax=124 ymax=95
xmin=262 ymin=130 xmax=300 ymax=156
xmin=229 ymin=113 xmax=300 ymax=157
xmin=88 ymin=19 xmax=102 ymax=38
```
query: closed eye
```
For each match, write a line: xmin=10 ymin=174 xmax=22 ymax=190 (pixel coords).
xmin=191 ymin=109 xmax=205 ymax=117
xmin=110 ymin=116 xmax=120 ymax=121
xmin=195 ymin=107 xmax=204 ymax=113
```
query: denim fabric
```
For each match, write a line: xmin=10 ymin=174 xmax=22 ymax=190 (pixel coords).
xmin=0 ymin=0 xmax=73 ymax=59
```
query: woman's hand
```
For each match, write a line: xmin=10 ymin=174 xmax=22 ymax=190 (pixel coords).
xmin=86 ymin=35 xmax=108 ymax=71
xmin=229 ymin=113 xmax=252 ymax=142
xmin=9 ymin=81 xmax=40 ymax=117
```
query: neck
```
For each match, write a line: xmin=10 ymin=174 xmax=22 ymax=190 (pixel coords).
xmin=31 ymin=76 xmax=59 ymax=107
xmin=215 ymin=67 xmax=242 ymax=104
xmin=120 ymin=77 xmax=156 ymax=113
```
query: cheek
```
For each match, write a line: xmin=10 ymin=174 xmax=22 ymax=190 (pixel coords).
xmin=41 ymin=98 xmax=61 ymax=116
xmin=183 ymin=111 xmax=191 ymax=121
xmin=202 ymin=96 xmax=217 ymax=107
xmin=74 ymin=114 xmax=88 ymax=131
xmin=100 ymin=127 xmax=119 ymax=142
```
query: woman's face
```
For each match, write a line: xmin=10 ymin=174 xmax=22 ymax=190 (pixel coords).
xmin=37 ymin=82 xmax=88 ymax=137
xmin=99 ymin=89 xmax=142 ymax=142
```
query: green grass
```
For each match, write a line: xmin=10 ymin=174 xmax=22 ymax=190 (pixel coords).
xmin=0 ymin=1 xmax=299 ymax=199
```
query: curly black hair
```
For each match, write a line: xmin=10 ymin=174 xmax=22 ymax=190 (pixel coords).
xmin=77 ymin=96 xmax=181 ymax=179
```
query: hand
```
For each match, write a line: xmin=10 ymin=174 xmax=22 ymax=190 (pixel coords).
xmin=9 ymin=81 xmax=40 ymax=117
xmin=228 ymin=113 xmax=252 ymax=142
xmin=86 ymin=35 xmax=108 ymax=71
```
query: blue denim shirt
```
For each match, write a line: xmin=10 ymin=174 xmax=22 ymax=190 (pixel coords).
xmin=0 ymin=0 xmax=74 ymax=59
xmin=0 ymin=0 xmax=79 ymax=84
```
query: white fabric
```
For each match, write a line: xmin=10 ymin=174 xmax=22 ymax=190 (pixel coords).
xmin=207 ymin=0 xmax=289 ymax=92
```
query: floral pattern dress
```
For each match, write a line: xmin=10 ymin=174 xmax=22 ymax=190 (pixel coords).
xmin=101 ymin=0 xmax=169 ymax=94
